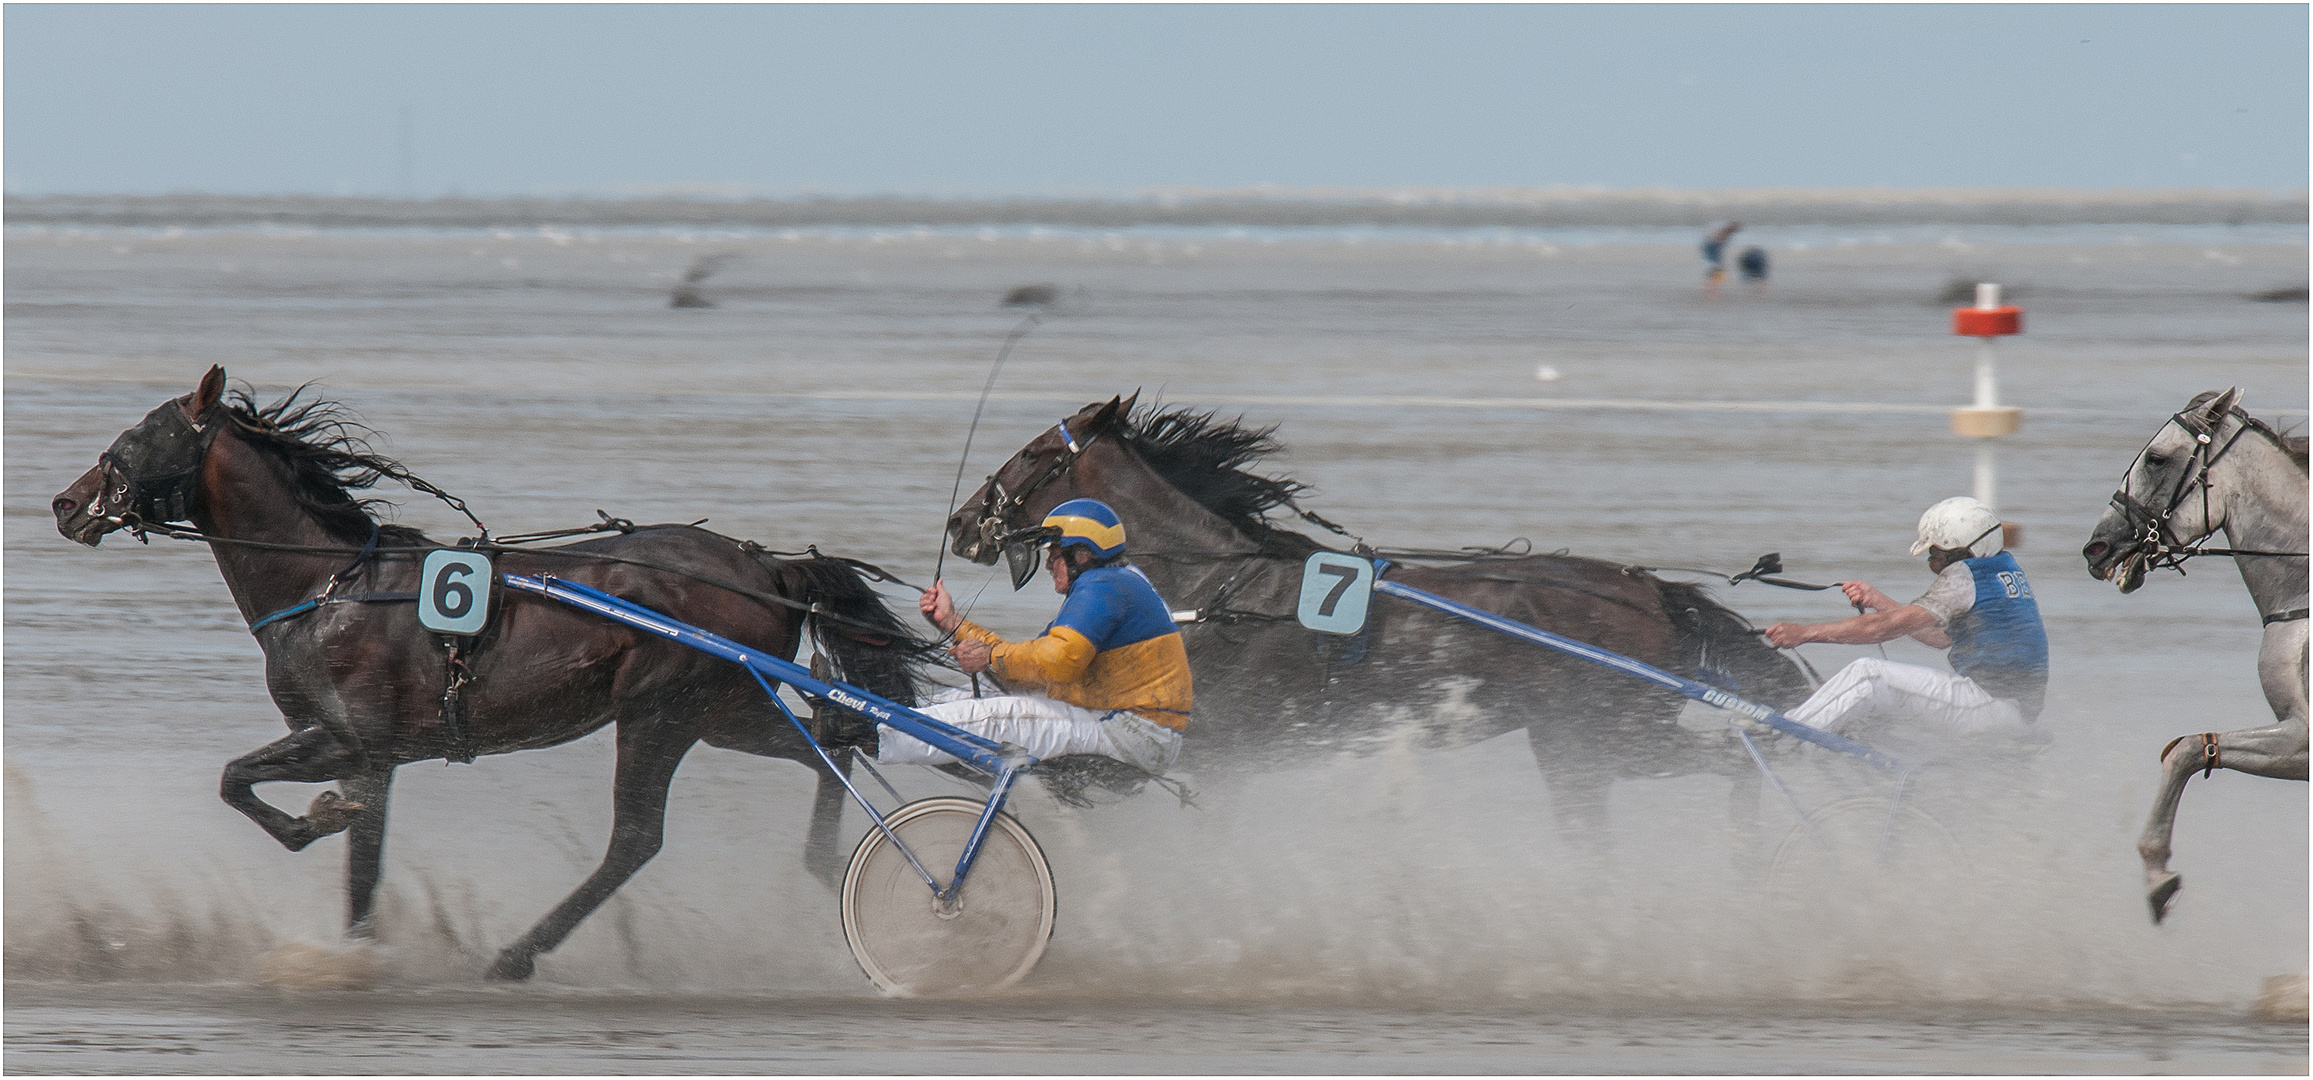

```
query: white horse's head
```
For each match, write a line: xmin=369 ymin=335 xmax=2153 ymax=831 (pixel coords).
xmin=2084 ymin=388 xmax=2257 ymax=593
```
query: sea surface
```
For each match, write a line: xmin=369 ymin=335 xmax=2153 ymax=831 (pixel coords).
xmin=5 ymin=200 xmax=2306 ymax=1072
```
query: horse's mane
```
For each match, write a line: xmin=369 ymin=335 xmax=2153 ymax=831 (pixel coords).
xmin=1117 ymin=405 xmax=1314 ymax=544
xmin=223 ymin=385 xmax=431 ymax=546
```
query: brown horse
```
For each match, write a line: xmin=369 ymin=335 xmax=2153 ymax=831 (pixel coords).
xmin=947 ymin=396 xmax=1813 ymax=858
xmin=51 ymin=367 xmax=930 ymax=981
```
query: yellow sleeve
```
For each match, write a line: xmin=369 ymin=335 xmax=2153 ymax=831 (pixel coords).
xmin=952 ymin=620 xmax=1008 ymax=648
xmin=990 ymin=625 xmax=1098 ymax=689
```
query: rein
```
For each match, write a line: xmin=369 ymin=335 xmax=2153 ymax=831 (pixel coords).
xmin=134 ymin=520 xmax=937 ymax=650
xmin=2110 ymin=405 xmax=2309 ymax=576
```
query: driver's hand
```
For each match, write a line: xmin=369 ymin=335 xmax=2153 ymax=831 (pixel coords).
xmin=949 ymin=637 xmax=994 ymax=674
xmin=1838 ymin=580 xmax=1877 ymax=609
xmin=919 ymin=581 xmax=960 ymax=633
xmin=1763 ymin=622 xmax=1812 ymax=649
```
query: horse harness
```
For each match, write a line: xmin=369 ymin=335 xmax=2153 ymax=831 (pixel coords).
xmin=2108 ymin=404 xmax=2309 ymax=576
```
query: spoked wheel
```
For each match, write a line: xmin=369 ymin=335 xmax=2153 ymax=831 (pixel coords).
xmin=1765 ymin=795 xmax=1967 ymax=898
xmin=841 ymin=796 xmax=1056 ymax=997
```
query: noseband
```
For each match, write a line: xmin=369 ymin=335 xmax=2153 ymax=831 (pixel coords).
xmin=2108 ymin=404 xmax=2304 ymax=574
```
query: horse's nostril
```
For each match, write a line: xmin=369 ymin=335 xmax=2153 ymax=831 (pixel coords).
xmin=53 ymin=497 xmax=77 ymax=516
xmin=2085 ymin=541 xmax=2107 ymax=560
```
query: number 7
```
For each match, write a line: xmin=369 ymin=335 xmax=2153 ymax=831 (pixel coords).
xmin=1316 ymin=562 xmax=1360 ymax=617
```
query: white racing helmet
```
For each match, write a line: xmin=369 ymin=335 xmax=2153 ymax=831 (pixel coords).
xmin=1910 ymin=496 xmax=2004 ymax=558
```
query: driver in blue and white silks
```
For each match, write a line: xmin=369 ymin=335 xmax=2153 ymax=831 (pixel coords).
xmin=1764 ymin=497 xmax=2049 ymax=737
xmin=881 ymin=498 xmax=1191 ymax=775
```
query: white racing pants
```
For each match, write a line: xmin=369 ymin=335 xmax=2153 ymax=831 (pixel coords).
xmin=1784 ymin=657 xmax=2026 ymax=738
xmin=876 ymin=688 xmax=1184 ymax=775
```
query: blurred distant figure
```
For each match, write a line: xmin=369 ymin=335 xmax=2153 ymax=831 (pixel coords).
xmin=1002 ymin=284 xmax=1059 ymax=307
xmin=1701 ymin=221 xmax=1742 ymax=297
xmin=670 ymin=251 xmax=741 ymax=309
xmin=1737 ymin=245 xmax=1770 ymax=290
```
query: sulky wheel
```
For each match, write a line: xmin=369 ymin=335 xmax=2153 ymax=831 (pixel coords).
xmin=1765 ymin=795 xmax=1968 ymax=898
xmin=841 ymin=796 xmax=1055 ymax=997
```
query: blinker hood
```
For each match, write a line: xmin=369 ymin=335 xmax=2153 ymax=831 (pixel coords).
xmin=1005 ymin=543 xmax=1039 ymax=591
xmin=101 ymin=401 xmax=217 ymax=525
xmin=999 ymin=524 xmax=1062 ymax=590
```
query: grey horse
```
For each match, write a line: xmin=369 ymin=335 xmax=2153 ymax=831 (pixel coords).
xmin=2082 ymin=388 xmax=2308 ymax=923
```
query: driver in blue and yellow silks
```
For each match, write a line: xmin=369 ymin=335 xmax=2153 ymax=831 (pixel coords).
xmin=876 ymin=498 xmax=1192 ymax=775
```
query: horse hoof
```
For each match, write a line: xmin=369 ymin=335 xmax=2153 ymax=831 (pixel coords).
xmin=303 ymin=790 xmax=365 ymax=836
xmin=485 ymin=950 xmax=536 ymax=982
xmin=2148 ymin=873 xmax=2184 ymax=924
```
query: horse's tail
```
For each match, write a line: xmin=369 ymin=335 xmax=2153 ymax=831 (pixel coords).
xmin=778 ymin=555 xmax=938 ymax=707
xmin=1653 ymin=578 xmax=1814 ymax=711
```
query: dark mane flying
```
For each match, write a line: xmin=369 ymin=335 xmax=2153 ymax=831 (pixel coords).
xmin=1121 ymin=405 xmax=1311 ymax=540
xmin=224 ymin=385 xmax=430 ymax=546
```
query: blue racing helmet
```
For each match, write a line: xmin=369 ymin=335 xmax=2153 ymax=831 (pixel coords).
xmin=1039 ymin=498 xmax=1127 ymax=560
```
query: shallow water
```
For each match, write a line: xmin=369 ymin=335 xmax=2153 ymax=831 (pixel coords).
xmin=6 ymin=989 xmax=2306 ymax=1074
xmin=4 ymin=215 xmax=2306 ymax=1070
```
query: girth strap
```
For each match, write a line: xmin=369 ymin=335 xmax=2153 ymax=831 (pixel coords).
xmin=248 ymin=592 xmax=419 ymax=633
xmin=2264 ymin=607 xmax=2310 ymax=626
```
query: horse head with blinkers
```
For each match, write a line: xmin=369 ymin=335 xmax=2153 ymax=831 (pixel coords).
xmin=55 ymin=366 xmax=230 ymax=546
xmin=948 ymin=394 xmax=1137 ymax=589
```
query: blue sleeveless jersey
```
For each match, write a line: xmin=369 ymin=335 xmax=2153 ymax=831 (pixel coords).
xmin=1946 ymin=551 xmax=2050 ymax=719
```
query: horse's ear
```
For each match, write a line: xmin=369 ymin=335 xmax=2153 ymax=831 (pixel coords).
xmin=2197 ymin=386 xmax=2244 ymax=425
xmin=1118 ymin=389 xmax=1141 ymax=420
xmin=1086 ymin=395 xmax=1126 ymax=434
xmin=186 ymin=366 xmax=225 ymax=418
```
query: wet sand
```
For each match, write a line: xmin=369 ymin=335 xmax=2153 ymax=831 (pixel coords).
xmin=5 ymin=215 xmax=2305 ymax=1070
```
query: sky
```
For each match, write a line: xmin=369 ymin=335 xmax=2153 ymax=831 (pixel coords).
xmin=4 ymin=4 xmax=2306 ymax=197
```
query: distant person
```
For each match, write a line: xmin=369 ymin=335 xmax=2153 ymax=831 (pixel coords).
xmin=1701 ymin=221 xmax=1743 ymax=296
xmin=1737 ymin=245 xmax=1769 ymax=286
xmin=1763 ymin=496 xmax=2047 ymax=740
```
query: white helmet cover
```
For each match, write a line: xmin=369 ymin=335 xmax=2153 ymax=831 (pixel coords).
xmin=1911 ymin=496 xmax=2004 ymax=558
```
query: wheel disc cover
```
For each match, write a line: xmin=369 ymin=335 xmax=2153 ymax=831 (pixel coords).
xmin=842 ymin=797 xmax=1056 ymax=996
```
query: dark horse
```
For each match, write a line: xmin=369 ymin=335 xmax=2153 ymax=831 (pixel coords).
xmin=51 ymin=367 xmax=928 ymax=980
xmin=948 ymin=396 xmax=1813 ymax=855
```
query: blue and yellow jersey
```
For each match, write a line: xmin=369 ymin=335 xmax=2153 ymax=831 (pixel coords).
xmin=953 ymin=564 xmax=1193 ymax=729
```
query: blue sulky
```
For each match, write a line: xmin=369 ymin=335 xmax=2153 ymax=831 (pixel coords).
xmin=1368 ymin=575 xmax=1912 ymax=837
xmin=502 ymin=572 xmax=1028 ymax=906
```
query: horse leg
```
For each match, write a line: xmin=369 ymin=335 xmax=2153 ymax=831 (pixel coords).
xmin=803 ymin=748 xmax=855 ymax=892
xmin=219 ymin=726 xmax=365 ymax=852
xmin=341 ymin=765 xmax=396 ymax=939
xmin=1527 ymin=727 xmax=1614 ymax=871
xmin=2138 ymin=717 xmax=2310 ymax=923
xmin=487 ymin=721 xmax=697 ymax=981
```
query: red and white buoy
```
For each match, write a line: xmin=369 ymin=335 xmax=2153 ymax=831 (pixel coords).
xmin=1951 ymin=283 xmax=2022 ymax=520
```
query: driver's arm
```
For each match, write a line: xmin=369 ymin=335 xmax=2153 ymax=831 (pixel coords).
xmin=954 ymin=621 xmax=1097 ymax=689
xmin=1771 ymin=604 xmax=1944 ymax=647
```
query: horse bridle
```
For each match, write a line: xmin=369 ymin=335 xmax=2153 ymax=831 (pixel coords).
xmin=2108 ymin=404 xmax=2306 ymax=576
xmin=93 ymin=398 xmax=225 ymax=534
xmin=972 ymin=417 xmax=1101 ymax=587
